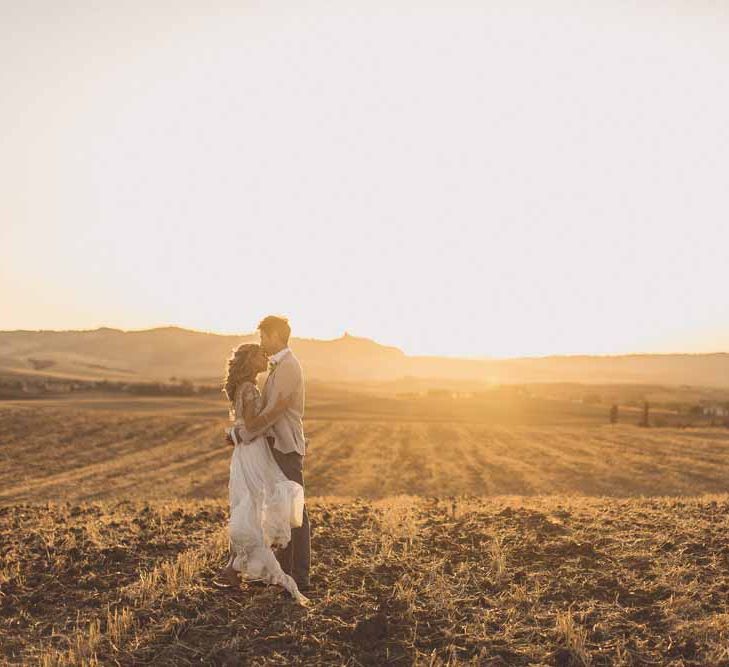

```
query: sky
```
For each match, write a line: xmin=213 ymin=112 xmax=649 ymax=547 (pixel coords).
xmin=2 ymin=1 xmax=728 ymax=358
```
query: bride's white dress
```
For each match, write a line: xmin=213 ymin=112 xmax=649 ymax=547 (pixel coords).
xmin=227 ymin=381 xmax=308 ymax=605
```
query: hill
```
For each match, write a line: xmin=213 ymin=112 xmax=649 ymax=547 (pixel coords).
xmin=1 ymin=327 xmax=729 ymax=386
xmin=0 ymin=328 xmax=405 ymax=383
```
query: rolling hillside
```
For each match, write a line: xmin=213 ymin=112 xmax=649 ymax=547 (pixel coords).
xmin=1 ymin=327 xmax=728 ymax=386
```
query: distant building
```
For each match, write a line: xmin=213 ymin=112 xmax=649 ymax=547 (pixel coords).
xmin=703 ymin=404 xmax=729 ymax=417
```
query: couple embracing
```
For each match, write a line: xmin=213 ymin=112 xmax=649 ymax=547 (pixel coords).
xmin=215 ymin=316 xmax=310 ymax=606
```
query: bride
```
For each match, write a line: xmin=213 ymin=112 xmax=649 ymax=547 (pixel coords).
xmin=215 ymin=343 xmax=308 ymax=605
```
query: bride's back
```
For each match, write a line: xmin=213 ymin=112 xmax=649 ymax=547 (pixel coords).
xmin=232 ymin=381 xmax=263 ymax=443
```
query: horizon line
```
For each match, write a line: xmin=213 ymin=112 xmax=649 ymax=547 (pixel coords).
xmin=1 ymin=324 xmax=727 ymax=362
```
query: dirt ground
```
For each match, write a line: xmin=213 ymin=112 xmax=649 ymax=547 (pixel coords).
xmin=2 ymin=496 xmax=729 ymax=665
xmin=2 ymin=404 xmax=729 ymax=504
xmin=2 ymin=400 xmax=729 ymax=665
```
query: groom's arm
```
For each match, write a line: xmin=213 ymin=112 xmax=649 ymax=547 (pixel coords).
xmin=241 ymin=398 xmax=291 ymax=436
xmin=228 ymin=382 xmax=295 ymax=444
xmin=258 ymin=361 xmax=302 ymax=425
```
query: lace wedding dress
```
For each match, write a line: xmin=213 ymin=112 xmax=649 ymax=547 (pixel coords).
xmin=227 ymin=381 xmax=308 ymax=605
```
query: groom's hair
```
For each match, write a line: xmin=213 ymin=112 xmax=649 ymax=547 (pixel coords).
xmin=258 ymin=315 xmax=291 ymax=344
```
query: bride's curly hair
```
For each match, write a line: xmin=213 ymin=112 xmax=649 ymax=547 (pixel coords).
xmin=223 ymin=343 xmax=261 ymax=411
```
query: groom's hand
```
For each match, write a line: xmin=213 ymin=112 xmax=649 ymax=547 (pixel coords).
xmin=225 ymin=431 xmax=235 ymax=446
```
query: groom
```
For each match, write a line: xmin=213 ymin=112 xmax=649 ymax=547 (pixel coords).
xmin=230 ymin=315 xmax=311 ymax=590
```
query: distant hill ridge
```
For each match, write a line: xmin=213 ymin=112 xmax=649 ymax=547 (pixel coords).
xmin=0 ymin=327 xmax=727 ymax=386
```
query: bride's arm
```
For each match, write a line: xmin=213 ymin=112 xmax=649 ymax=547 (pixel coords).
xmin=230 ymin=392 xmax=292 ymax=445
xmin=242 ymin=393 xmax=292 ymax=433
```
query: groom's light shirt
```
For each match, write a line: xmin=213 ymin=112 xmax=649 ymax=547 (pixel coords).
xmin=261 ymin=347 xmax=306 ymax=456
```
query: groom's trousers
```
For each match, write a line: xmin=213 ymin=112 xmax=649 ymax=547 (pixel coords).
xmin=267 ymin=437 xmax=311 ymax=586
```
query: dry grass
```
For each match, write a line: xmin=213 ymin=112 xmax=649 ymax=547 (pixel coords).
xmin=4 ymin=496 xmax=729 ymax=665
xmin=0 ymin=500 xmax=227 ymax=665
xmin=555 ymin=610 xmax=591 ymax=666
xmin=124 ymin=528 xmax=228 ymax=604
xmin=489 ymin=534 xmax=507 ymax=585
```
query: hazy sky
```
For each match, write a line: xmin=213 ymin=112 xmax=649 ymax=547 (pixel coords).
xmin=2 ymin=1 xmax=728 ymax=357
